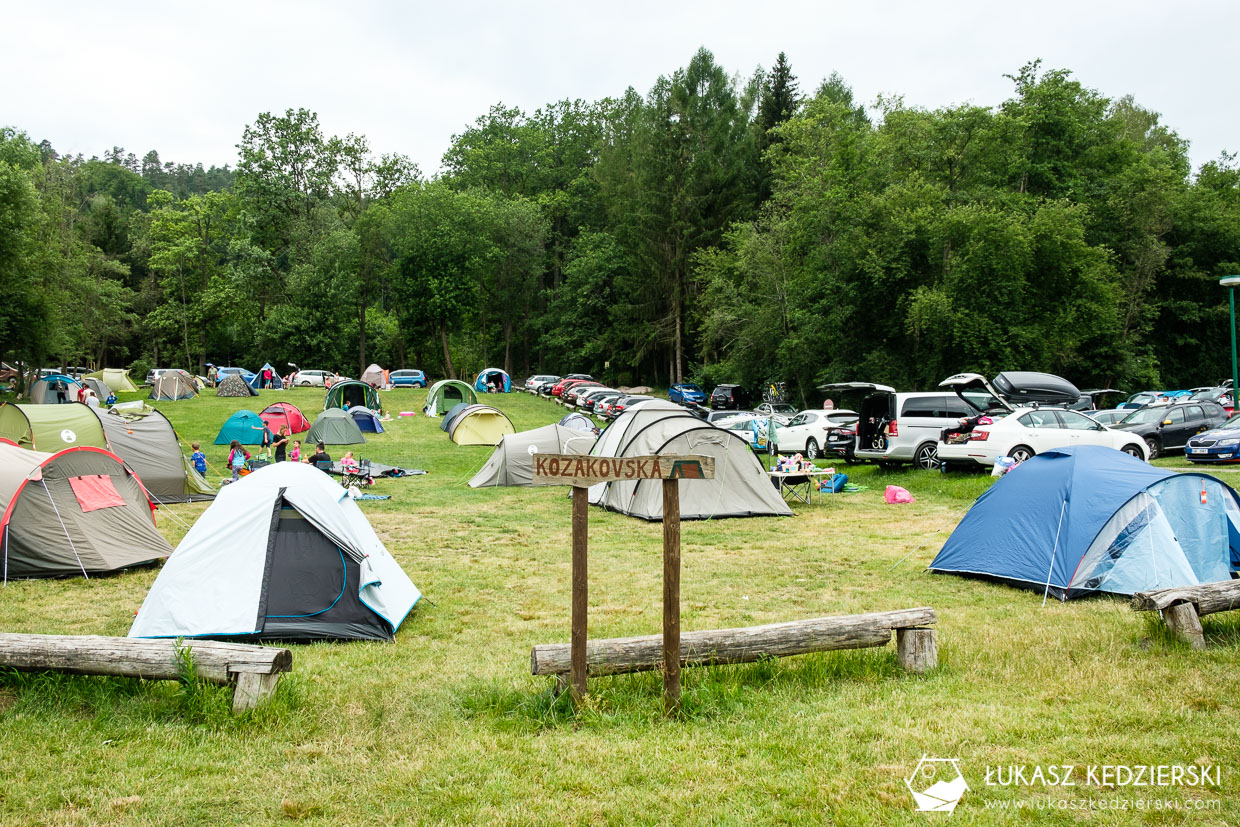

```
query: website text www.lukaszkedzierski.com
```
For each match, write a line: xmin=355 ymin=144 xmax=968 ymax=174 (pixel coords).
xmin=984 ymin=797 xmax=1220 ymax=812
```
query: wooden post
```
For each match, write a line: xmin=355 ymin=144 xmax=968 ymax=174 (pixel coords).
xmin=896 ymin=628 xmax=938 ymax=672
xmin=570 ymin=485 xmax=589 ymax=700
xmin=662 ymin=478 xmax=681 ymax=713
xmin=1163 ymin=602 xmax=1206 ymax=650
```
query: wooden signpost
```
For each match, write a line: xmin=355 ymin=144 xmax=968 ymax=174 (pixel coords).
xmin=532 ymin=453 xmax=714 ymax=712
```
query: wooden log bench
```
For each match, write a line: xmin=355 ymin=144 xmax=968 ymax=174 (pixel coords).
xmin=1131 ymin=580 xmax=1240 ymax=650
xmin=531 ymin=607 xmax=938 ymax=688
xmin=0 ymin=634 xmax=292 ymax=712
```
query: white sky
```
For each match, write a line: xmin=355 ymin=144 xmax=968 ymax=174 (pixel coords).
xmin=2 ymin=0 xmax=1236 ymax=174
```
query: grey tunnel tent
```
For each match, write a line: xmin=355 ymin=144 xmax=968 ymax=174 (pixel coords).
xmin=99 ymin=405 xmax=215 ymax=503
xmin=469 ymin=424 xmax=597 ymax=487
xmin=423 ymin=380 xmax=477 ymax=417
xmin=130 ymin=462 xmax=421 ymax=642
xmin=0 ymin=442 xmax=172 ymax=579
xmin=306 ymin=408 xmax=367 ymax=445
xmin=587 ymin=403 xmax=793 ymax=521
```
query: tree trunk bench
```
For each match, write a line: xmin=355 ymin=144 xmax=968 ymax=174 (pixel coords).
xmin=0 ymin=634 xmax=292 ymax=712
xmin=531 ymin=607 xmax=938 ymax=687
xmin=1131 ymin=580 xmax=1240 ymax=649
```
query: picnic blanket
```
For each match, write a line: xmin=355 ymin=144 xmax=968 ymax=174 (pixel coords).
xmin=328 ymin=461 xmax=426 ymax=477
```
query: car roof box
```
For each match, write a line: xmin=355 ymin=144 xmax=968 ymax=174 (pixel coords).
xmin=992 ymin=371 xmax=1081 ymax=406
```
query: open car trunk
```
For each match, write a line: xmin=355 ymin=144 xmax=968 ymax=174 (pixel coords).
xmin=819 ymin=382 xmax=895 ymax=451
xmin=939 ymin=372 xmax=1081 ymax=414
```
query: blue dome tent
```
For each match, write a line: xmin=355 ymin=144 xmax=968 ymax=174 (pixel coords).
xmin=930 ymin=446 xmax=1240 ymax=600
xmin=474 ymin=368 xmax=511 ymax=393
xmin=249 ymin=363 xmax=285 ymax=390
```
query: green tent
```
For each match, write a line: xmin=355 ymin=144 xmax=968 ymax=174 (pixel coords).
xmin=306 ymin=408 xmax=367 ymax=446
xmin=213 ymin=410 xmax=271 ymax=445
xmin=86 ymin=368 xmax=139 ymax=393
xmin=324 ymin=380 xmax=380 ymax=412
xmin=0 ymin=402 xmax=107 ymax=452
xmin=423 ymin=379 xmax=477 ymax=417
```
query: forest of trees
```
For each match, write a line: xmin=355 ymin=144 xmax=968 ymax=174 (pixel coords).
xmin=2 ymin=51 xmax=1239 ymax=403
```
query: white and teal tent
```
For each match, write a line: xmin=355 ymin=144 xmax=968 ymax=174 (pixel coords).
xmin=130 ymin=461 xmax=420 ymax=641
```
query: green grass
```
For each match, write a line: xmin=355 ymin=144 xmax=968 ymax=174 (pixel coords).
xmin=0 ymin=387 xmax=1236 ymax=824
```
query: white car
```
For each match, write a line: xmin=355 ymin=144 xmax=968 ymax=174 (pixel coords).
xmin=574 ymin=386 xmax=617 ymax=409
xmin=773 ymin=409 xmax=858 ymax=459
xmin=292 ymin=369 xmax=335 ymax=388
xmin=938 ymin=407 xmax=1148 ymax=467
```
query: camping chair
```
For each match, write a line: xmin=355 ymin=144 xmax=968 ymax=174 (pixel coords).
xmin=341 ymin=459 xmax=373 ymax=488
xmin=315 ymin=460 xmax=334 ymax=476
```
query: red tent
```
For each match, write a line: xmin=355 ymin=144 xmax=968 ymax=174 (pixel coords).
xmin=259 ymin=402 xmax=311 ymax=434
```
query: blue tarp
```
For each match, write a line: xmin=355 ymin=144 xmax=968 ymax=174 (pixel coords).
xmin=930 ymin=445 xmax=1240 ymax=599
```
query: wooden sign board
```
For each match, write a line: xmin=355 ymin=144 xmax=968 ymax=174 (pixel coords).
xmin=531 ymin=454 xmax=715 ymax=487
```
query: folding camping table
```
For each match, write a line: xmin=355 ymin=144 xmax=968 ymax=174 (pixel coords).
xmin=768 ymin=468 xmax=835 ymax=505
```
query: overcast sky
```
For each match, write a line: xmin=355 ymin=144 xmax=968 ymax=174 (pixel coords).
xmin=3 ymin=0 xmax=1235 ymax=175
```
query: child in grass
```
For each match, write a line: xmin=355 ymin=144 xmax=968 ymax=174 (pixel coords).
xmin=227 ymin=440 xmax=250 ymax=483
xmin=289 ymin=440 xmax=301 ymax=463
xmin=190 ymin=443 xmax=207 ymax=476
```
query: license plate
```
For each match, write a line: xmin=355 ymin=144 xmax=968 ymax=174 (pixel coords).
xmin=1192 ymin=448 xmax=1208 ymax=454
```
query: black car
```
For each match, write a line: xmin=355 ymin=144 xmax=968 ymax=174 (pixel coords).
xmin=826 ymin=423 xmax=858 ymax=464
xmin=1110 ymin=401 xmax=1229 ymax=459
xmin=710 ymin=384 xmax=750 ymax=410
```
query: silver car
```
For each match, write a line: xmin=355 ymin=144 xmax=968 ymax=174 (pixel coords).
xmin=819 ymin=382 xmax=976 ymax=469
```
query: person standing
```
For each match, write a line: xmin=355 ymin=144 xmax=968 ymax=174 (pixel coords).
xmin=273 ymin=426 xmax=290 ymax=462
xmin=84 ymin=390 xmax=100 ymax=410
xmin=227 ymin=440 xmax=250 ymax=483
xmin=55 ymin=379 xmax=68 ymax=404
xmin=207 ymin=364 xmax=218 ymax=387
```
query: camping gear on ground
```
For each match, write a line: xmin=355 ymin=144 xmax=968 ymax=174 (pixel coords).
xmin=348 ymin=406 xmax=385 ymax=434
xmin=473 ymin=368 xmax=512 ymax=393
xmin=884 ymin=485 xmax=915 ymax=504
xmin=213 ymin=410 xmax=272 ymax=446
xmin=360 ymin=363 xmax=385 ymax=387
xmin=329 ymin=460 xmax=425 ymax=478
xmin=85 ymin=368 xmax=139 ymax=393
xmin=444 ymin=404 xmax=514 ymax=446
xmin=324 ymin=380 xmax=379 ymax=412
xmin=0 ymin=442 xmax=172 ymax=578
xmin=991 ymin=456 xmax=1017 ymax=477
xmin=29 ymin=374 xmax=84 ymax=404
xmin=306 ymin=408 xmax=367 ymax=446
xmin=216 ymin=373 xmax=258 ymax=397
xmin=258 ymin=401 xmax=311 ymax=434
xmin=0 ymin=402 xmax=108 ymax=451
xmin=100 ymin=406 xmax=214 ymax=503
xmin=129 ymin=462 xmax=420 ymax=642
xmin=558 ymin=411 xmax=599 ymax=434
xmin=149 ymin=370 xmax=198 ymax=401
xmin=586 ymin=402 xmax=793 ymax=521
xmin=469 ymin=424 xmax=597 ymax=487
xmin=248 ymin=362 xmax=285 ymax=390
xmin=423 ymin=380 xmax=477 ymax=416
xmin=929 ymin=445 xmax=1240 ymax=600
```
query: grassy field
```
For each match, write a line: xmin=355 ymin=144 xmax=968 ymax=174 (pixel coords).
xmin=0 ymin=386 xmax=1235 ymax=825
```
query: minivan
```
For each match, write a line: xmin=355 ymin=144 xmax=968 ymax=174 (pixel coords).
xmin=819 ymin=382 xmax=977 ymax=469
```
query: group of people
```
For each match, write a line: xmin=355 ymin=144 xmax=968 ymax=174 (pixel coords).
xmin=204 ymin=364 xmax=285 ymax=389
xmin=196 ymin=424 xmax=336 ymax=484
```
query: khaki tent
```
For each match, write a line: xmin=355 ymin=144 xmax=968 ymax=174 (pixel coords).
xmin=469 ymin=424 xmax=596 ymax=487
xmin=360 ymin=363 xmax=385 ymax=386
xmin=100 ymin=406 xmax=215 ymax=503
xmin=587 ymin=404 xmax=792 ymax=521
xmin=216 ymin=373 xmax=257 ymax=397
xmin=447 ymin=405 xmax=514 ymax=446
xmin=306 ymin=408 xmax=367 ymax=445
xmin=0 ymin=443 xmax=172 ymax=578
xmin=150 ymin=370 xmax=198 ymax=401
xmin=0 ymin=403 xmax=108 ymax=452
xmin=86 ymin=368 xmax=138 ymax=393
xmin=423 ymin=380 xmax=477 ymax=416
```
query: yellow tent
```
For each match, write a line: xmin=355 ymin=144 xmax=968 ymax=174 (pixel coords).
xmin=87 ymin=368 xmax=139 ymax=393
xmin=447 ymin=405 xmax=514 ymax=446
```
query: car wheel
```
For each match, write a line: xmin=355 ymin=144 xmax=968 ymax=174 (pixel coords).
xmin=1009 ymin=445 xmax=1035 ymax=463
xmin=297 ymin=380 xmax=310 ymax=387
xmin=805 ymin=438 xmax=820 ymax=460
xmin=914 ymin=443 xmax=939 ymax=470
xmin=1121 ymin=443 xmax=1145 ymax=460
xmin=1144 ymin=437 xmax=1160 ymax=460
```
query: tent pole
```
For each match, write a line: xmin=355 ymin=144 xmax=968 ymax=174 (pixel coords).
xmin=1042 ymin=498 xmax=1068 ymax=607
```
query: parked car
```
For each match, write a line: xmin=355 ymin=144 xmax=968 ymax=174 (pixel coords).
xmin=1119 ymin=391 xmax=1164 ymax=410
xmin=1188 ymin=387 xmax=1234 ymax=413
xmin=216 ymin=366 xmax=257 ymax=384
xmin=291 ymin=369 xmax=334 ymax=388
xmin=754 ymin=402 xmax=798 ymax=424
xmin=1185 ymin=414 xmax=1240 ymax=463
xmin=581 ymin=388 xmax=622 ymax=413
xmin=826 ymin=423 xmax=859 ymax=464
xmin=669 ymin=383 xmax=707 ymax=406
xmin=551 ymin=377 xmax=589 ymax=398
xmin=725 ymin=415 xmax=778 ymax=454
xmin=773 ymin=409 xmax=859 ymax=459
xmin=1110 ymin=400 xmax=1229 ymax=459
xmin=938 ymin=407 xmax=1147 ymax=468
xmin=704 ymin=409 xmax=753 ymax=424
xmin=564 ymin=381 xmax=602 ymax=405
xmin=389 ymin=369 xmax=427 ymax=388
xmin=710 ymin=384 xmax=750 ymax=410
xmin=525 ymin=374 xmax=560 ymax=393
xmin=574 ymin=386 xmax=614 ymax=409
xmin=1087 ymin=409 xmax=1129 ymax=427
xmin=607 ymin=394 xmax=653 ymax=419
xmin=145 ymin=368 xmax=171 ymax=385
xmin=820 ymin=381 xmax=980 ymax=469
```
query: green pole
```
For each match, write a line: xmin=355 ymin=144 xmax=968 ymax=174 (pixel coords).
xmin=1231 ymin=287 xmax=1238 ymax=400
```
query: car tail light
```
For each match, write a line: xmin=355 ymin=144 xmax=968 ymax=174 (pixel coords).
xmin=887 ymin=420 xmax=898 ymax=437
xmin=968 ymin=430 xmax=989 ymax=441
